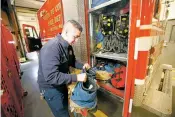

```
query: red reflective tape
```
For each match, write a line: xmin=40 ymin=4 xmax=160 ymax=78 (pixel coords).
xmin=139 ymin=29 xmax=151 ymax=37
xmin=135 ymin=51 xmax=149 ymax=79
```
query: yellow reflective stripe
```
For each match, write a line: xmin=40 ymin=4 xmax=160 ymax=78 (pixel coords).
xmin=93 ymin=110 xmax=108 ymax=117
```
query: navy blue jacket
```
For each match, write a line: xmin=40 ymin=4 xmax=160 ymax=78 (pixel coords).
xmin=37 ymin=34 xmax=83 ymax=89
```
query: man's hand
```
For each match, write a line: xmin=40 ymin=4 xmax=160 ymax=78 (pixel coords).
xmin=77 ymin=73 xmax=87 ymax=82
xmin=83 ymin=63 xmax=91 ymax=70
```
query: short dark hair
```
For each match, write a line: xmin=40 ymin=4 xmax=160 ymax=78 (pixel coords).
xmin=67 ymin=20 xmax=83 ymax=32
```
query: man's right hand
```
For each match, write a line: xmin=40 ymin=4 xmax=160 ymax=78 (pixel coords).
xmin=77 ymin=73 xmax=87 ymax=82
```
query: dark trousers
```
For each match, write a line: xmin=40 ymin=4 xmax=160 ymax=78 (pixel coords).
xmin=40 ymin=87 xmax=69 ymax=117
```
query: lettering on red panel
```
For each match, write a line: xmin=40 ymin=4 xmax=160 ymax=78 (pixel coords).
xmin=37 ymin=0 xmax=63 ymax=38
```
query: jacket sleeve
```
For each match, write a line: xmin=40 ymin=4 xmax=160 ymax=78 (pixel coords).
xmin=75 ymin=60 xmax=84 ymax=69
xmin=41 ymin=45 xmax=77 ymax=85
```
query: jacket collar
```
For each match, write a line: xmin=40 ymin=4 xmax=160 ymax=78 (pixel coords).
xmin=56 ymin=34 xmax=69 ymax=49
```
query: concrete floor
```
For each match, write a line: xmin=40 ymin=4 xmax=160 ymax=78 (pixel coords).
xmin=161 ymin=42 xmax=175 ymax=117
xmin=21 ymin=60 xmax=54 ymax=117
xmin=21 ymin=43 xmax=175 ymax=117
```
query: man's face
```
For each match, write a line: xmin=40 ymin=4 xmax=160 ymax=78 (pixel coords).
xmin=66 ymin=28 xmax=81 ymax=45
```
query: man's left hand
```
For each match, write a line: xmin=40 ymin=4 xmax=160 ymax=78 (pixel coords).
xmin=83 ymin=63 xmax=90 ymax=70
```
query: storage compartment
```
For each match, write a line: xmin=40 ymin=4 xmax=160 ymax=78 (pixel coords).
xmin=89 ymin=1 xmax=129 ymax=55
xmin=93 ymin=57 xmax=127 ymax=99
xmin=88 ymin=0 xmax=130 ymax=99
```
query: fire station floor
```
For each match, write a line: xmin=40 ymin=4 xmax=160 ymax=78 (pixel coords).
xmin=20 ymin=42 xmax=175 ymax=117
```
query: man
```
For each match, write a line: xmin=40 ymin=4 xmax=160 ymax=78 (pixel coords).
xmin=37 ymin=20 xmax=90 ymax=117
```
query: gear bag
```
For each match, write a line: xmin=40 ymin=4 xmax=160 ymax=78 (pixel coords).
xmin=111 ymin=65 xmax=126 ymax=88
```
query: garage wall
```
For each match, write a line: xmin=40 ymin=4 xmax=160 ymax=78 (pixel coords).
xmin=62 ymin=0 xmax=88 ymax=63
xmin=62 ymin=0 xmax=79 ymax=22
xmin=160 ymin=0 xmax=175 ymax=20
xmin=167 ymin=1 xmax=175 ymax=19
xmin=15 ymin=7 xmax=40 ymax=52
xmin=77 ymin=0 xmax=88 ymax=63
xmin=164 ymin=19 xmax=175 ymax=42
xmin=16 ymin=7 xmax=40 ymax=38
